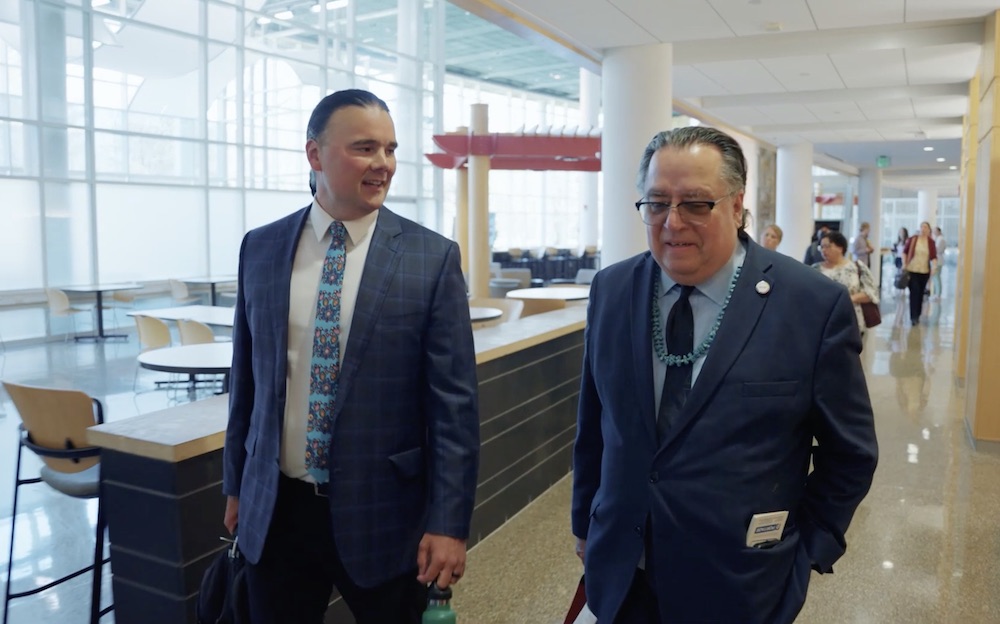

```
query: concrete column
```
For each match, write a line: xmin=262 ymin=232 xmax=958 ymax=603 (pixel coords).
xmin=579 ymin=68 xmax=600 ymax=250
xmin=964 ymin=10 xmax=1000 ymax=446
xmin=452 ymin=126 xmax=469 ymax=275
xmin=776 ymin=143 xmax=815 ymax=262
xmin=601 ymin=43 xmax=673 ymax=266
xmin=858 ymin=168 xmax=883 ymax=286
xmin=917 ymin=189 xmax=938 ymax=227
xmin=468 ymin=104 xmax=490 ymax=298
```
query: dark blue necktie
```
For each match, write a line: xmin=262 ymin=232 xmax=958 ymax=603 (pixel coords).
xmin=657 ymin=285 xmax=694 ymax=442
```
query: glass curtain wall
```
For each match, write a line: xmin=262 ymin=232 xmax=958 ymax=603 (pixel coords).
xmin=0 ymin=0 xmax=437 ymax=292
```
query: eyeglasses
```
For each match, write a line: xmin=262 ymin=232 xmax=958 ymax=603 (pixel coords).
xmin=635 ymin=193 xmax=733 ymax=227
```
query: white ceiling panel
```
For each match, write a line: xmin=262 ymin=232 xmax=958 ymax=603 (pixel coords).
xmin=830 ymin=49 xmax=908 ymax=88
xmin=504 ymin=0 xmax=657 ymax=49
xmin=707 ymin=106 xmax=775 ymax=126
xmin=757 ymin=103 xmax=820 ymax=125
xmin=878 ymin=129 xmax=931 ymax=140
xmin=672 ymin=66 xmax=729 ymax=98
xmin=904 ymin=0 xmax=1000 ymax=23
xmin=806 ymin=101 xmax=867 ymax=123
xmin=693 ymin=60 xmax=786 ymax=94
xmin=794 ymin=130 xmax=852 ymax=143
xmin=857 ymin=99 xmax=916 ymax=120
xmin=836 ymin=129 xmax=888 ymax=142
xmin=759 ymin=55 xmax=846 ymax=92
xmin=912 ymin=97 xmax=969 ymax=117
xmin=906 ymin=43 xmax=982 ymax=85
xmin=611 ymin=0 xmax=735 ymax=42
xmin=707 ymin=0 xmax=817 ymax=37
xmin=806 ymin=0 xmax=904 ymax=30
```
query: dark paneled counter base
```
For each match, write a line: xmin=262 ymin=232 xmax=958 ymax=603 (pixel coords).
xmin=100 ymin=328 xmax=583 ymax=623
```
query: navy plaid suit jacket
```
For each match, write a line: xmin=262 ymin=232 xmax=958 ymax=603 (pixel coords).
xmin=223 ymin=205 xmax=480 ymax=588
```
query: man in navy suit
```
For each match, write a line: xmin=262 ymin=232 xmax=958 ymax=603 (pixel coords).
xmin=572 ymin=127 xmax=878 ymax=624
xmin=222 ymin=89 xmax=480 ymax=624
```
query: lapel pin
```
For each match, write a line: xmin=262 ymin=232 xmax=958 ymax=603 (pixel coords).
xmin=755 ymin=280 xmax=771 ymax=295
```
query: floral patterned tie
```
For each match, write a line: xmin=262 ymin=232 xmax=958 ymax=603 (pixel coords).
xmin=305 ymin=221 xmax=347 ymax=483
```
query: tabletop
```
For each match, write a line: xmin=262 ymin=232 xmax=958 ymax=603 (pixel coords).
xmin=182 ymin=276 xmax=238 ymax=285
xmin=128 ymin=305 xmax=235 ymax=327
xmin=505 ymin=286 xmax=590 ymax=301
xmin=470 ymin=306 xmax=503 ymax=322
xmin=137 ymin=342 xmax=233 ymax=374
xmin=60 ymin=282 xmax=143 ymax=293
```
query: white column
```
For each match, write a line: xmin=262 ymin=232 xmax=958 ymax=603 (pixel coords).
xmin=858 ymin=168 xmax=883 ymax=286
xmin=468 ymin=104 xmax=491 ymax=298
xmin=579 ymin=68 xmax=600 ymax=250
xmin=453 ymin=126 xmax=469 ymax=276
xmin=602 ymin=43 xmax=673 ymax=266
xmin=776 ymin=143 xmax=815 ymax=261
xmin=917 ymin=189 xmax=938 ymax=227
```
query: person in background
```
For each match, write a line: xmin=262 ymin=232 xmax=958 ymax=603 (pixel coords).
xmin=902 ymin=222 xmax=937 ymax=325
xmin=816 ymin=231 xmax=879 ymax=344
xmin=762 ymin=223 xmax=783 ymax=251
xmin=223 ymin=89 xmax=480 ymax=624
xmin=802 ymin=225 xmax=829 ymax=265
xmin=572 ymin=126 xmax=877 ymax=624
xmin=893 ymin=227 xmax=910 ymax=293
xmin=852 ymin=222 xmax=875 ymax=268
xmin=931 ymin=226 xmax=947 ymax=299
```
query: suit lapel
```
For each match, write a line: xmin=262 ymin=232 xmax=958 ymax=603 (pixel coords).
xmin=658 ymin=241 xmax=773 ymax=451
xmin=631 ymin=255 xmax=658 ymax=442
xmin=333 ymin=208 xmax=403 ymax=419
xmin=273 ymin=207 xmax=311 ymax=389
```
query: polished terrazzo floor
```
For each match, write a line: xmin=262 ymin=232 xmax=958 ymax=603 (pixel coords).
xmin=2 ymin=264 xmax=999 ymax=623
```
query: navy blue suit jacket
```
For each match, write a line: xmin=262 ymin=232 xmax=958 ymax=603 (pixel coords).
xmin=572 ymin=238 xmax=878 ymax=623
xmin=223 ymin=206 xmax=480 ymax=588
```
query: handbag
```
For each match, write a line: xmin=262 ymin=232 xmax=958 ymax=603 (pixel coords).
xmin=894 ymin=269 xmax=910 ymax=290
xmin=564 ymin=574 xmax=597 ymax=624
xmin=855 ymin=262 xmax=881 ymax=328
xmin=197 ymin=535 xmax=250 ymax=624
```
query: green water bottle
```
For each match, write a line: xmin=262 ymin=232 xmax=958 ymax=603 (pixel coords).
xmin=422 ymin=584 xmax=457 ymax=623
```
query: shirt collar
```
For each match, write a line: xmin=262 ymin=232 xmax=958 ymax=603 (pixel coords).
xmin=309 ymin=199 xmax=379 ymax=245
xmin=659 ymin=238 xmax=748 ymax=306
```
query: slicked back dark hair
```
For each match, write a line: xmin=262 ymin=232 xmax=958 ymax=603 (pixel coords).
xmin=306 ymin=89 xmax=389 ymax=143
xmin=822 ymin=230 xmax=849 ymax=255
xmin=635 ymin=126 xmax=747 ymax=195
xmin=636 ymin=126 xmax=749 ymax=230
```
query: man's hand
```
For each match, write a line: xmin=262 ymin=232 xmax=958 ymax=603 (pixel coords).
xmin=575 ymin=538 xmax=586 ymax=563
xmin=416 ymin=533 xmax=467 ymax=589
xmin=224 ymin=496 xmax=239 ymax=535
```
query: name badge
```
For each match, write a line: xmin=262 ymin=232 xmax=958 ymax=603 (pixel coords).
xmin=746 ymin=510 xmax=789 ymax=548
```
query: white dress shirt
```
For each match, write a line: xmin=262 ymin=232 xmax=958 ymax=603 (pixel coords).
xmin=280 ymin=201 xmax=378 ymax=480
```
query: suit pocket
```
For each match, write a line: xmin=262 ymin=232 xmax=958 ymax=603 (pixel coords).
xmin=741 ymin=381 xmax=799 ymax=398
xmin=388 ymin=447 xmax=425 ymax=480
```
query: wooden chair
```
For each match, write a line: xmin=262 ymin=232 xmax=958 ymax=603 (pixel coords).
xmin=132 ymin=315 xmax=173 ymax=391
xmin=177 ymin=319 xmax=220 ymax=345
xmin=168 ymin=279 xmax=200 ymax=305
xmin=45 ymin=288 xmax=92 ymax=341
xmin=518 ymin=298 xmax=566 ymax=318
xmin=2 ymin=381 xmax=113 ymax=624
xmin=574 ymin=268 xmax=598 ymax=285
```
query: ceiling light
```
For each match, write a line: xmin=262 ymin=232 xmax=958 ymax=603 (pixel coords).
xmin=923 ymin=146 xmax=934 ymax=152
xmin=936 ymin=157 xmax=946 ymax=162
xmin=949 ymin=165 xmax=957 ymax=170
xmin=327 ymin=0 xmax=349 ymax=8
xmin=310 ymin=3 xmax=321 ymax=11
xmin=274 ymin=10 xmax=294 ymax=20
xmin=92 ymin=0 xmax=111 ymax=6
xmin=256 ymin=16 xmax=272 ymax=25
xmin=763 ymin=21 xmax=783 ymax=32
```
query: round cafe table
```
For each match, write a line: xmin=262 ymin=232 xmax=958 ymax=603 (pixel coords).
xmin=138 ymin=343 xmax=233 ymax=393
xmin=505 ymin=286 xmax=590 ymax=301
xmin=470 ymin=306 xmax=503 ymax=323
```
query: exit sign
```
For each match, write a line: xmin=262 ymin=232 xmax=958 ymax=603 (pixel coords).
xmin=876 ymin=155 xmax=891 ymax=168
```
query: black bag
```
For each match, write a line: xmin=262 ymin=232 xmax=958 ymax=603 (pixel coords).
xmin=894 ymin=270 xmax=910 ymax=290
xmin=197 ymin=536 xmax=250 ymax=624
xmin=855 ymin=262 xmax=881 ymax=328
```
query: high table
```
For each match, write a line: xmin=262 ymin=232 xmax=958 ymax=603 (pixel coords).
xmin=128 ymin=305 xmax=235 ymax=328
xmin=470 ymin=306 xmax=503 ymax=323
xmin=138 ymin=342 xmax=233 ymax=393
xmin=505 ymin=286 xmax=590 ymax=301
xmin=60 ymin=282 xmax=142 ymax=340
xmin=182 ymin=276 xmax=237 ymax=306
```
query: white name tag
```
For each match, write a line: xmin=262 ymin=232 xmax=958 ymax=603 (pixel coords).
xmin=746 ymin=510 xmax=789 ymax=548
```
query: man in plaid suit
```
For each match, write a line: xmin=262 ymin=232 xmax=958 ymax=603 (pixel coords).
xmin=222 ymin=89 xmax=480 ymax=624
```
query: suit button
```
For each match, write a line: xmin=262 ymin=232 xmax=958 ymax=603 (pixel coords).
xmin=634 ymin=525 xmax=643 ymax=536
xmin=649 ymin=471 xmax=659 ymax=483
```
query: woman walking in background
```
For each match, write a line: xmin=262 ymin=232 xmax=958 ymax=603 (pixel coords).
xmin=931 ymin=226 xmax=947 ymax=299
xmin=903 ymin=222 xmax=938 ymax=325
xmin=815 ymin=231 xmax=879 ymax=344
xmin=893 ymin=227 xmax=910 ymax=294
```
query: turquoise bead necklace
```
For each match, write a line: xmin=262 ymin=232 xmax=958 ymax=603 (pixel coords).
xmin=652 ymin=265 xmax=742 ymax=366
